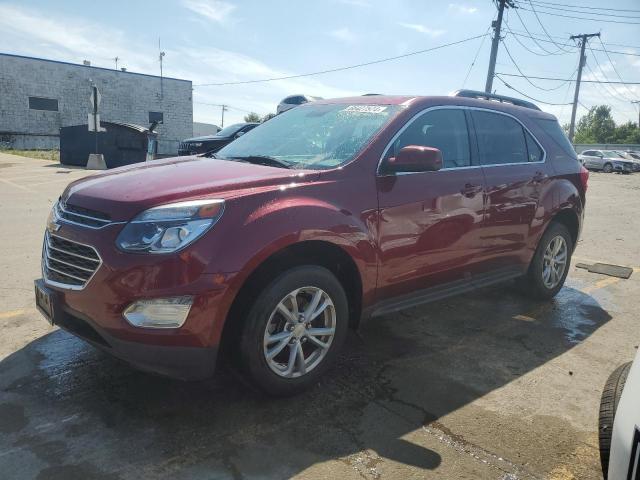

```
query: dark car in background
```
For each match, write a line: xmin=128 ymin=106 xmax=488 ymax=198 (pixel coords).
xmin=178 ymin=123 xmax=259 ymax=156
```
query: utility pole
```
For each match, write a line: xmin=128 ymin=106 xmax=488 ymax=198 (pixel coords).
xmin=114 ymin=56 xmax=119 ymax=70
xmin=221 ymin=105 xmax=228 ymax=127
xmin=568 ymin=33 xmax=600 ymax=142
xmin=632 ymin=100 xmax=640 ymax=126
xmin=485 ymin=0 xmax=514 ymax=93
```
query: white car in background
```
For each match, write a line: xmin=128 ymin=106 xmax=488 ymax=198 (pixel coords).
xmin=276 ymin=94 xmax=323 ymax=114
xmin=599 ymin=350 xmax=640 ymax=479
xmin=578 ymin=149 xmax=634 ymax=174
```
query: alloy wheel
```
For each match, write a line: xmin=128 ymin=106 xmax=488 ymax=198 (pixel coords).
xmin=542 ymin=235 xmax=568 ymax=289
xmin=263 ymin=287 xmax=336 ymax=378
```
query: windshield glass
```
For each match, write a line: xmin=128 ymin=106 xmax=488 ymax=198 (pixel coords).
xmin=217 ymin=103 xmax=401 ymax=170
xmin=216 ymin=124 xmax=245 ymax=137
xmin=603 ymin=150 xmax=623 ymax=158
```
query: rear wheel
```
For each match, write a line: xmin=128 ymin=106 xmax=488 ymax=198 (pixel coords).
xmin=599 ymin=362 xmax=632 ymax=478
xmin=239 ymin=265 xmax=348 ymax=396
xmin=603 ymin=163 xmax=613 ymax=173
xmin=519 ymin=222 xmax=572 ymax=299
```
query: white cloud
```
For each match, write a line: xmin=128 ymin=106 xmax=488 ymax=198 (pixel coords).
xmin=182 ymin=0 xmax=235 ymax=24
xmin=337 ymin=0 xmax=371 ymax=7
xmin=398 ymin=23 xmax=446 ymax=37
xmin=448 ymin=3 xmax=478 ymax=14
xmin=328 ymin=27 xmax=357 ymax=43
xmin=0 ymin=4 xmax=357 ymax=125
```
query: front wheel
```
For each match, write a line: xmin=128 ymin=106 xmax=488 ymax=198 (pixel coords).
xmin=519 ymin=222 xmax=573 ymax=299
xmin=603 ymin=163 xmax=613 ymax=173
xmin=239 ymin=265 xmax=349 ymax=396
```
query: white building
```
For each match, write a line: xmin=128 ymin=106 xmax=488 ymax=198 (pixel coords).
xmin=0 ymin=53 xmax=193 ymax=155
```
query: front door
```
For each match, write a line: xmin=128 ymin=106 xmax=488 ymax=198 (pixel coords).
xmin=469 ymin=109 xmax=550 ymax=271
xmin=376 ymin=107 xmax=486 ymax=301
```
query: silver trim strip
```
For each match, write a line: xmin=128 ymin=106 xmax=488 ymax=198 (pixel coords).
xmin=45 ymin=239 xmax=101 ymax=263
xmin=54 ymin=202 xmax=125 ymax=230
xmin=376 ymin=105 xmax=547 ymax=176
xmin=58 ymin=203 xmax=110 ymax=223
xmin=42 ymin=231 xmax=103 ymax=291
xmin=44 ymin=247 xmax=96 ymax=273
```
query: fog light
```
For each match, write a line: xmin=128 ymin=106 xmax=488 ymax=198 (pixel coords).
xmin=123 ymin=296 xmax=193 ymax=329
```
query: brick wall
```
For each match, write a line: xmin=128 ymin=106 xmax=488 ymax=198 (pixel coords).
xmin=0 ymin=54 xmax=193 ymax=155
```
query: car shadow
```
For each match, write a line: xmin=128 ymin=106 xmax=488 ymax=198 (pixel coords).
xmin=0 ymin=283 xmax=611 ymax=479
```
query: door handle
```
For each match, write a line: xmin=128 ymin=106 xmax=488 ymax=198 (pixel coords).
xmin=532 ymin=171 xmax=548 ymax=183
xmin=461 ymin=183 xmax=482 ymax=198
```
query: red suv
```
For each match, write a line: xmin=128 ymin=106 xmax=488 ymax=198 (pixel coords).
xmin=35 ymin=91 xmax=588 ymax=395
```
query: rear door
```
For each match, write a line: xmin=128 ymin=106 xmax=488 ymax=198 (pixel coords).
xmin=470 ymin=109 xmax=549 ymax=272
xmin=581 ymin=150 xmax=603 ymax=169
xmin=376 ymin=107 xmax=487 ymax=300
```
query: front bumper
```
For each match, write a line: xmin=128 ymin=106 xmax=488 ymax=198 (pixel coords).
xmin=37 ymin=219 xmax=239 ymax=380
xmin=36 ymin=280 xmax=218 ymax=379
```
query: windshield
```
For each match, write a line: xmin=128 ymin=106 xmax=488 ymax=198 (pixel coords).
xmin=217 ymin=103 xmax=401 ymax=170
xmin=216 ymin=124 xmax=245 ymax=137
xmin=603 ymin=150 xmax=623 ymax=158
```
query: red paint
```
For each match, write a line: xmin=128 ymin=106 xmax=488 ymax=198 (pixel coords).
xmin=46 ymin=95 xmax=586 ymax=376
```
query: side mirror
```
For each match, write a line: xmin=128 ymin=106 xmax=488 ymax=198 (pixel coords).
xmin=235 ymin=131 xmax=245 ymax=138
xmin=386 ymin=146 xmax=443 ymax=173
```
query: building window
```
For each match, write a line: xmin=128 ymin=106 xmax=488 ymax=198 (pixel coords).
xmin=29 ymin=97 xmax=58 ymax=112
xmin=149 ymin=111 xmax=164 ymax=123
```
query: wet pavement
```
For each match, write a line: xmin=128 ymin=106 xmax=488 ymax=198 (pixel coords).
xmin=1 ymin=152 xmax=638 ymax=479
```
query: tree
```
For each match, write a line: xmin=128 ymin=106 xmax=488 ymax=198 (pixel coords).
xmin=573 ymin=105 xmax=616 ymax=144
xmin=611 ymin=121 xmax=640 ymax=144
xmin=244 ymin=112 xmax=261 ymax=123
xmin=261 ymin=113 xmax=276 ymax=123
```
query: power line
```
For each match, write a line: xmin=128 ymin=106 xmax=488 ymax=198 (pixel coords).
xmin=194 ymin=33 xmax=487 ymax=87
xmin=513 ymin=7 xmax=565 ymax=55
xmin=504 ymin=27 xmax=640 ymax=51
xmin=496 ymin=72 xmax=640 ymax=85
xmin=584 ymin=51 xmax=634 ymax=104
xmin=517 ymin=6 xmax=640 ymax=25
xmin=494 ymin=74 xmax=572 ymax=105
xmin=461 ymin=26 xmax=491 ymax=89
xmin=507 ymin=31 xmax=640 ymax=57
xmin=504 ymin=19 xmax=568 ymax=57
xmin=597 ymin=37 xmax=639 ymax=101
xmin=502 ymin=40 xmax=576 ymax=91
xmin=528 ymin=1 xmax=640 ymax=19
xmin=523 ymin=0 xmax=574 ymax=53
xmin=528 ymin=0 xmax=640 ymax=15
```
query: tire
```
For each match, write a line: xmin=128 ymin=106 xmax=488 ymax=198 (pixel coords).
xmin=519 ymin=222 xmax=573 ymax=300
xmin=238 ymin=265 xmax=349 ymax=396
xmin=599 ymin=362 xmax=632 ymax=478
xmin=603 ymin=163 xmax=613 ymax=173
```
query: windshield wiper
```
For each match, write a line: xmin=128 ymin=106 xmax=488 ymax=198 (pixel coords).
xmin=230 ymin=155 xmax=292 ymax=169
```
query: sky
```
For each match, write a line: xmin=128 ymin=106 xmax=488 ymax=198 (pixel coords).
xmin=0 ymin=0 xmax=638 ymax=127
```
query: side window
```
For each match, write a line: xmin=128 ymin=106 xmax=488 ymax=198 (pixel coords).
xmin=472 ymin=111 xmax=528 ymax=165
xmin=582 ymin=150 xmax=594 ymax=156
xmin=385 ymin=109 xmax=471 ymax=169
xmin=524 ymin=130 xmax=543 ymax=162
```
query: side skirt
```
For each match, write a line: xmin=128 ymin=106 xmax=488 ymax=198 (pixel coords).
xmin=368 ymin=266 xmax=524 ymax=318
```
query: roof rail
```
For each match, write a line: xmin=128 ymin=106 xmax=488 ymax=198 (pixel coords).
xmin=452 ymin=89 xmax=541 ymax=111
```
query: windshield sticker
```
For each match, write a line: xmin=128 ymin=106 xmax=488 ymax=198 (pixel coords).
xmin=342 ymin=105 xmax=388 ymax=114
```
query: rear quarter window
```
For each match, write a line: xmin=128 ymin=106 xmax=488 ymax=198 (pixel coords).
xmin=533 ymin=118 xmax=576 ymax=159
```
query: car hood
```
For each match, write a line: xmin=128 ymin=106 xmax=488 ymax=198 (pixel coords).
xmin=63 ymin=156 xmax=317 ymax=221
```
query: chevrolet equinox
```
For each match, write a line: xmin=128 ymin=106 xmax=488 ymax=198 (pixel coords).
xmin=35 ymin=90 xmax=588 ymax=395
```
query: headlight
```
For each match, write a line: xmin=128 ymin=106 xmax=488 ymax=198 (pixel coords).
xmin=116 ymin=199 xmax=224 ymax=253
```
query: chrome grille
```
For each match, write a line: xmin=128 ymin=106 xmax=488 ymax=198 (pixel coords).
xmin=43 ymin=232 xmax=101 ymax=289
xmin=56 ymin=201 xmax=111 ymax=229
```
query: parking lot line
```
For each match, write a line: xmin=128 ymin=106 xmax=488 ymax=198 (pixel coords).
xmin=581 ymin=276 xmax=621 ymax=295
xmin=0 ymin=177 xmax=34 ymax=192
xmin=0 ymin=309 xmax=27 ymax=320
